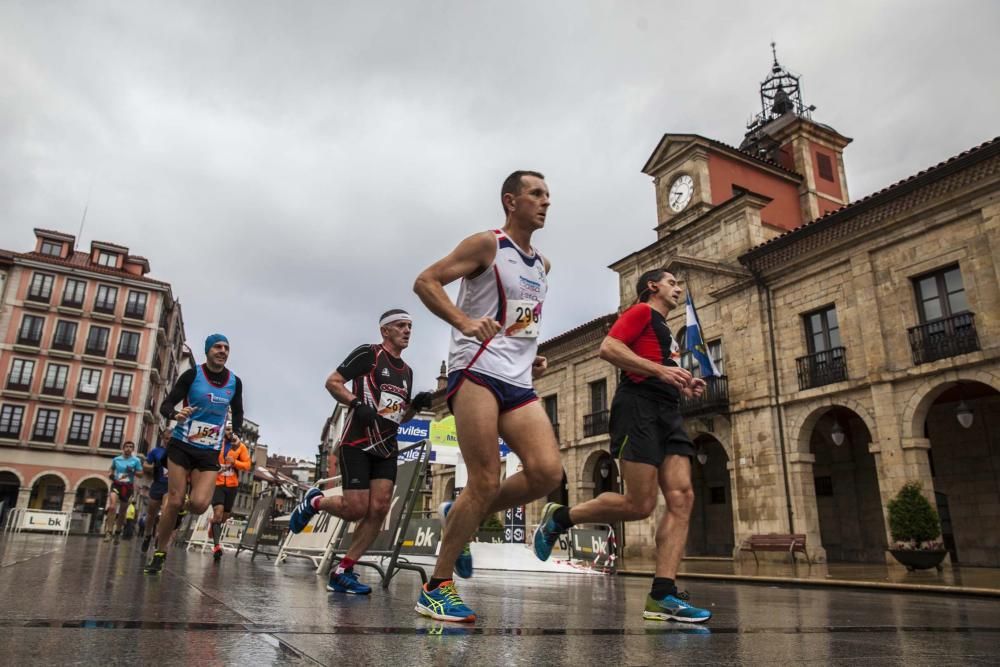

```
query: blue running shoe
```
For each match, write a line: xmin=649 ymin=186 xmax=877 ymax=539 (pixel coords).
xmin=327 ymin=568 xmax=372 ymax=595
xmin=532 ymin=502 xmax=566 ymax=562
xmin=643 ymin=591 xmax=712 ymax=623
xmin=415 ymin=580 xmax=476 ymax=623
xmin=289 ymin=487 xmax=323 ymax=534
xmin=439 ymin=502 xmax=473 ymax=578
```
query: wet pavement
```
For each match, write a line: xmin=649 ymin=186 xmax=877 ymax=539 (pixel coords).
xmin=622 ymin=556 xmax=1000 ymax=596
xmin=1 ymin=535 xmax=999 ymax=666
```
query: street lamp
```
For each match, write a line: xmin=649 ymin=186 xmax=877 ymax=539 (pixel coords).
xmin=696 ymin=448 xmax=708 ymax=465
xmin=956 ymin=401 xmax=974 ymax=429
xmin=830 ymin=421 xmax=845 ymax=447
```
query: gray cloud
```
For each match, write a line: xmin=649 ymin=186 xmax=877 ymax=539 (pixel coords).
xmin=2 ymin=0 xmax=998 ymax=457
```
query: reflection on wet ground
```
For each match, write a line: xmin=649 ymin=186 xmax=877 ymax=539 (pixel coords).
xmin=1 ymin=535 xmax=998 ymax=665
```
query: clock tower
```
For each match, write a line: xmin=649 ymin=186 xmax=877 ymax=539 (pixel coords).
xmin=641 ymin=46 xmax=852 ymax=243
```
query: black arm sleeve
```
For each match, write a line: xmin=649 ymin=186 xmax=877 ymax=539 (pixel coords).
xmin=336 ymin=345 xmax=376 ymax=382
xmin=159 ymin=368 xmax=197 ymax=420
xmin=229 ymin=377 xmax=244 ymax=436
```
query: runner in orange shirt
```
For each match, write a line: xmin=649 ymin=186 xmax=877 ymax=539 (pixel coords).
xmin=209 ymin=426 xmax=251 ymax=561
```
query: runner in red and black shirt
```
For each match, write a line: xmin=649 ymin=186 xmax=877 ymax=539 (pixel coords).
xmin=288 ymin=309 xmax=432 ymax=595
xmin=532 ymin=268 xmax=714 ymax=624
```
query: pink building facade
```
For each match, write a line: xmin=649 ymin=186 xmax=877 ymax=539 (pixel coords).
xmin=0 ymin=229 xmax=186 ymax=531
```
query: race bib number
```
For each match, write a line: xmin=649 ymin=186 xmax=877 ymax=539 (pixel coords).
xmin=504 ymin=299 xmax=542 ymax=338
xmin=187 ymin=420 xmax=222 ymax=447
xmin=377 ymin=392 xmax=407 ymax=424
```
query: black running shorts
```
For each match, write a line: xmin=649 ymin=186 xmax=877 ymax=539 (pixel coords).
xmin=167 ymin=438 xmax=220 ymax=472
xmin=609 ymin=389 xmax=695 ymax=467
xmin=212 ymin=486 xmax=238 ymax=512
xmin=338 ymin=445 xmax=397 ymax=490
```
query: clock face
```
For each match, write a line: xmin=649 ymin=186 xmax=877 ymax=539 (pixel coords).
xmin=668 ymin=174 xmax=694 ymax=212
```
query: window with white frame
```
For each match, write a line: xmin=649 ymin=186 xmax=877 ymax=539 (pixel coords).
xmin=41 ymin=364 xmax=69 ymax=395
xmin=100 ymin=416 xmax=126 ymax=448
xmin=6 ymin=359 xmax=35 ymax=391
xmin=32 ymin=408 xmax=59 ymax=442
xmin=77 ymin=368 xmax=102 ymax=398
xmin=17 ymin=315 xmax=45 ymax=345
xmin=0 ymin=405 xmax=25 ymax=438
xmin=108 ymin=372 xmax=133 ymax=403
xmin=67 ymin=412 xmax=94 ymax=446
xmin=27 ymin=273 xmax=55 ymax=302
xmin=52 ymin=320 xmax=78 ymax=351
xmin=96 ymin=251 xmax=118 ymax=268
xmin=62 ymin=278 xmax=86 ymax=307
xmin=94 ymin=285 xmax=118 ymax=313
xmin=124 ymin=291 xmax=148 ymax=319
xmin=40 ymin=240 xmax=63 ymax=257
xmin=117 ymin=331 xmax=141 ymax=360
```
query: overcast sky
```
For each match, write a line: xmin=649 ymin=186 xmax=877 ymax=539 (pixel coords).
xmin=2 ymin=1 xmax=997 ymax=460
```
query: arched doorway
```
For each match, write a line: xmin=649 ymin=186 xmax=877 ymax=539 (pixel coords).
xmin=592 ymin=453 xmax=619 ymax=498
xmin=923 ymin=380 xmax=1000 ymax=566
xmin=0 ymin=471 xmax=20 ymax=526
xmin=810 ymin=407 xmax=886 ymax=562
xmin=75 ymin=478 xmax=109 ymax=534
xmin=29 ymin=474 xmax=66 ymax=511
xmin=547 ymin=470 xmax=569 ymax=506
xmin=687 ymin=436 xmax=734 ymax=556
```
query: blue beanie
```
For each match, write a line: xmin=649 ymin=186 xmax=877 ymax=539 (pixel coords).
xmin=205 ymin=333 xmax=229 ymax=354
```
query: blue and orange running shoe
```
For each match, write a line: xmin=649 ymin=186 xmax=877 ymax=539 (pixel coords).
xmin=415 ymin=580 xmax=476 ymax=623
xmin=289 ymin=487 xmax=323 ymax=534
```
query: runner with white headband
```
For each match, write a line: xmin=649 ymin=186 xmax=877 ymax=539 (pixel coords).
xmin=288 ymin=309 xmax=433 ymax=595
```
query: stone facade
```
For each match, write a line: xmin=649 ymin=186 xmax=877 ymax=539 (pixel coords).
xmin=538 ymin=121 xmax=1000 ymax=564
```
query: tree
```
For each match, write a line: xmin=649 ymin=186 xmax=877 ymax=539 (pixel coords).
xmin=887 ymin=481 xmax=941 ymax=545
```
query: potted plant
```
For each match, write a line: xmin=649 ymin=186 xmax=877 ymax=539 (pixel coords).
xmin=887 ymin=481 xmax=947 ymax=571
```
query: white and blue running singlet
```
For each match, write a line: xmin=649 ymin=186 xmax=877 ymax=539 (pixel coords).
xmin=447 ymin=229 xmax=548 ymax=388
xmin=171 ymin=365 xmax=237 ymax=450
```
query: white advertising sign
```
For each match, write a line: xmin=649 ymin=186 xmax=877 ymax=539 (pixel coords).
xmin=19 ymin=509 xmax=70 ymax=533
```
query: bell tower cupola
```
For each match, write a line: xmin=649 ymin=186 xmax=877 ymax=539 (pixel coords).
xmin=741 ymin=44 xmax=853 ymax=222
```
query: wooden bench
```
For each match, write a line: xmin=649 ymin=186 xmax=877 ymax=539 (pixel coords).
xmin=740 ymin=533 xmax=812 ymax=565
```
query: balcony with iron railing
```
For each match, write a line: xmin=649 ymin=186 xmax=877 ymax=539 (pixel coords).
xmin=583 ymin=410 xmax=610 ymax=438
xmin=17 ymin=330 xmax=42 ymax=347
xmin=680 ymin=375 xmax=730 ymax=417
xmin=908 ymin=312 xmax=979 ymax=365
xmin=84 ymin=341 xmax=107 ymax=357
xmin=796 ymin=347 xmax=848 ymax=391
xmin=93 ymin=299 xmax=117 ymax=315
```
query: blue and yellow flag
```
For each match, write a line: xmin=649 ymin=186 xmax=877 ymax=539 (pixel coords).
xmin=685 ymin=293 xmax=721 ymax=377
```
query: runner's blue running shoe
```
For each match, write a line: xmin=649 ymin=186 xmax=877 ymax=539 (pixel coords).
xmin=643 ymin=591 xmax=712 ymax=623
xmin=532 ymin=502 xmax=566 ymax=562
xmin=327 ymin=569 xmax=372 ymax=595
xmin=289 ymin=487 xmax=323 ymax=534
xmin=415 ymin=580 xmax=476 ymax=623
xmin=439 ymin=502 xmax=473 ymax=578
